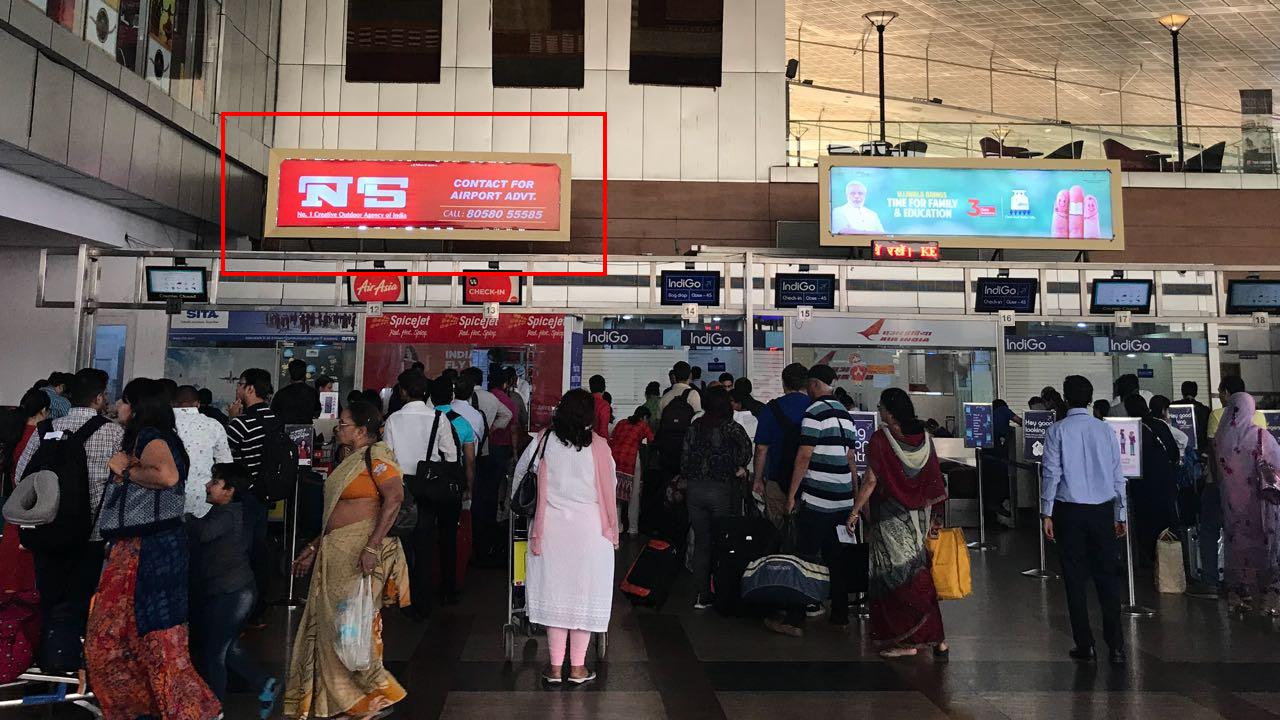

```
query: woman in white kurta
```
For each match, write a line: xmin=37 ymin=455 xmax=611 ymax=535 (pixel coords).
xmin=513 ymin=389 xmax=618 ymax=686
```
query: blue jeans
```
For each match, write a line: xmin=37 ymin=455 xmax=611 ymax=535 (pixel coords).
xmin=1198 ymin=483 xmax=1223 ymax=588
xmin=197 ymin=584 xmax=269 ymax=702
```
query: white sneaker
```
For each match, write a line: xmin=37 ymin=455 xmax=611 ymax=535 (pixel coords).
xmin=694 ymin=594 xmax=713 ymax=610
xmin=805 ymin=603 xmax=825 ymax=618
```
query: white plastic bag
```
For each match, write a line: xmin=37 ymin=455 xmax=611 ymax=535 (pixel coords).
xmin=334 ymin=575 xmax=375 ymax=671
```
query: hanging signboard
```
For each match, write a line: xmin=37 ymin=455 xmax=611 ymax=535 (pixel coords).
xmin=462 ymin=274 xmax=523 ymax=305
xmin=820 ymin=157 xmax=1124 ymax=250
xmin=1023 ymin=409 xmax=1056 ymax=461
xmin=660 ymin=271 xmax=721 ymax=306
xmin=265 ymin=149 xmax=572 ymax=242
xmin=774 ymin=273 xmax=837 ymax=309
xmin=975 ymin=277 xmax=1039 ymax=313
xmin=346 ymin=273 xmax=410 ymax=305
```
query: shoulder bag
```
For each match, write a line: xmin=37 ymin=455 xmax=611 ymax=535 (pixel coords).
xmin=513 ymin=431 xmax=551 ymax=519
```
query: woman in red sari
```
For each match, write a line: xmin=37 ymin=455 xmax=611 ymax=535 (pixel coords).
xmin=848 ymin=388 xmax=950 ymax=659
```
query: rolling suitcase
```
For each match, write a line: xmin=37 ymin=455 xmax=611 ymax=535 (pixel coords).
xmin=620 ymin=538 xmax=681 ymax=608
xmin=710 ymin=516 xmax=778 ymax=616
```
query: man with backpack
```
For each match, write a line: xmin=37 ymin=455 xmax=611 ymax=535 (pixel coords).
xmin=12 ymin=368 xmax=122 ymax=672
xmin=646 ymin=362 xmax=701 ymax=539
xmin=227 ymin=368 xmax=291 ymax=628
xmin=384 ymin=372 xmax=462 ymax=619
xmin=460 ymin=366 xmax=512 ymax=568
xmin=751 ymin=363 xmax=812 ymax=526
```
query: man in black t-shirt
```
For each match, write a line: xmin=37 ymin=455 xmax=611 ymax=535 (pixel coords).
xmin=272 ymin=359 xmax=320 ymax=425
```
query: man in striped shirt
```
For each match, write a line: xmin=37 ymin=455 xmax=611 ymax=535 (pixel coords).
xmin=226 ymin=367 xmax=277 ymax=627
xmin=772 ymin=364 xmax=857 ymax=635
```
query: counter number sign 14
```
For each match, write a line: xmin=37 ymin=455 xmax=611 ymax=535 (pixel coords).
xmin=682 ymin=303 xmax=700 ymax=322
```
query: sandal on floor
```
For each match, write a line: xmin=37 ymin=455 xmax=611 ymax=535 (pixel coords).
xmin=567 ymin=670 xmax=598 ymax=685
xmin=542 ymin=671 xmax=564 ymax=686
xmin=879 ymin=647 xmax=919 ymax=659
xmin=933 ymin=644 xmax=950 ymax=661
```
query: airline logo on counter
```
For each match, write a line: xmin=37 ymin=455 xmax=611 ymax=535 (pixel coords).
xmin=347 ymin=274 xmax=408 ymax=304
xmin=366 ymin=313 xmax=565 ymax=344
xmin=856 ymin=318 xmax=934 ymax=344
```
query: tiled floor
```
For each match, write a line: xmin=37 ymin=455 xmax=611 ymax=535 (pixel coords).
xmin=13 ymin=522 xmax=1280 ymax=719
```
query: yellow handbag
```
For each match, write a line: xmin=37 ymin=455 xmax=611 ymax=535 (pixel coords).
xmin=927 ymin=527 xmax=972 ymax=601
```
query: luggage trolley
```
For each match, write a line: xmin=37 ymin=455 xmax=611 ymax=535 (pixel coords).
xmin=0 ymin=670 xmax=101 ymax=718
xmin=501 ymin=515 xmax=608 ymax=662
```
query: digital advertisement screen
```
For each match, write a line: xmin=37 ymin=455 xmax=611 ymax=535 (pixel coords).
xmin=266 ymin=150 xmax=571 ymax=242
xmin=1226 ymin=280 xmax=1280 ymax=315
xmin=1090 ymin=279 xmax=1153 ymax=314
xmin=146 ymin=267 xmax=208 ymax=302
xmin=820 ymin=158 xmax=1123 ymax=250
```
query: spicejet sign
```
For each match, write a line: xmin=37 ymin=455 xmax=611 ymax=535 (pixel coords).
xmin=265 ymin=150 xmax=571 ymax=242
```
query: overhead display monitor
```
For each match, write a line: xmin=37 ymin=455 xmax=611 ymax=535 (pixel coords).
xmin=145 ymin=266 xmax=208 ymax=302
xmin=265 ymin=149 xmax=572 ymax=242
xmin=774 ymin=273 xmax=837 ymax=309
xmin=1090 ymin=279 xmax=1153 ymax=314
xmin=975 ymin=277 xmax=1038 ymax=313
xmin=819 ymin=157 xmax=1124 ymax=251
xmin=1226 ymin=280 xmax=1280 ymax=315
xmin=660 ymin=270 xmax=721 ymax=306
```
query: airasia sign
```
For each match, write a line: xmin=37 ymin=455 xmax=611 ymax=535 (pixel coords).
xmin=273 ymin=158 xmax=563 ymax=232
xmin=347 ymin=274 xmax=407 ymax=304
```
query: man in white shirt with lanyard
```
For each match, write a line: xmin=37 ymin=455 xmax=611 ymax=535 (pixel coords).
xmin=384 ymin=370 xmax=459 ymax=620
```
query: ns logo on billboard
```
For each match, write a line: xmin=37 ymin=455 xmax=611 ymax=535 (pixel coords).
xmin=298 ymin=176 xmax=409 ymax=209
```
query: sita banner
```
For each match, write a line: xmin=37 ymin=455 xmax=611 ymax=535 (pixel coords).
xmin=265 ymin=150 xmax=571 ymax=242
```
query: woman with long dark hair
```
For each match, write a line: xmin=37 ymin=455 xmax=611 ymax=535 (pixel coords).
xmin=86 ymin=378 xmax=221 ymax=719
xmin=5 ymin=388 xmax=50 ymax=486
xmin=284 ymin=400 xmax=411 ymax=719
xmin=681 ymin=387 xmax=752 ymax=609
xmin=849 ymin=387 xmax=950 ymax=659
xmin=1123 ymin=394 xmax=1179 ymax=567
xmin=609 ymin=405 xmax=654 ymax=536
xmin=513 ymin=389 xmax=618 ymax=686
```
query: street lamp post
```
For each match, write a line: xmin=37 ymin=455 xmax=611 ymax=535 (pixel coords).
xmin=1157 ymin=13 xmax=1191 ymax=167
xmin=863 ymin=11 xmax=899 ymax=145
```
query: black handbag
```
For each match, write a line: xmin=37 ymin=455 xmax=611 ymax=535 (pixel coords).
xmin=513 ymin=431 xmax=551 ymax=519
xmin=367 ymin=447 xmax=417 ymax=538
xmin=408 ymin=412 xmax=464 ymax=504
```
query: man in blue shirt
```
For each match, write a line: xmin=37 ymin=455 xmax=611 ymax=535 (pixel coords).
xmin=751 ymin=363 xmax=812 ymax=526
xmin=1041 ymin=375 xmax=1127 ymax=665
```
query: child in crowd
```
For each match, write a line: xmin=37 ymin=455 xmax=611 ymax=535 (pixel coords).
xmin=189 ymin=462 xmax=280 ymax=718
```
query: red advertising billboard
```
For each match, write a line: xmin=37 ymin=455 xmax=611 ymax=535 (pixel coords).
xmin=265 ymin=150 xmax=571 ymax=242
xmin=463 ymin=274 xmax=523 ymax=305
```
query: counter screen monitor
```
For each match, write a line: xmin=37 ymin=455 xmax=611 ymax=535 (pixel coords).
xmin=819 ymin=157 xmax=1123 ymax=251
xmin=1090 ymin=279 xmax=1152 ymax=314
xmin=146 ymin=267 xmax=208 ymax=303
xmin=1226 ymin=280 xmax=1280 ymax=315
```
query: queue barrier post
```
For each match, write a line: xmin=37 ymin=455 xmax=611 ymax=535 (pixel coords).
xmin=1022 ymin=462 xmax=1058 ymax=580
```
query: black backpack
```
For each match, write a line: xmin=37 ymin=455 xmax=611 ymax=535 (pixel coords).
xmin=767 ymin=399 xmax=803 ymax=489
xmin=657 ymin=389 xmax=696 ymax=474
xmin=16 ymin=416 xmax=110 ymax=553
xmin=257 ymin=419 xmax=300 ymax=502
xmin=408 ymin=410 xmax=465 ymax=504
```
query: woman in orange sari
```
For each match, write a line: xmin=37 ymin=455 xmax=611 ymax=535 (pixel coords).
xmin=283 ymin=401 xmax=410 ymax=719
